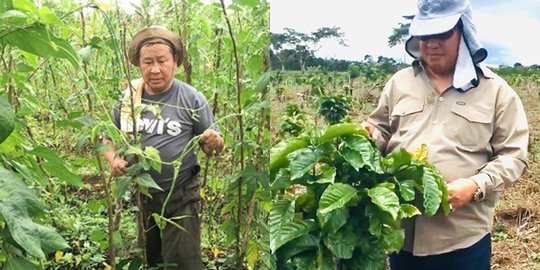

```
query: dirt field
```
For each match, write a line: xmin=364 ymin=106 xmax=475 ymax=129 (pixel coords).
xmin=491 ymin=87 xmax=540 ymax=270
xmin=271 ymin=78 xmax=540 ymax=270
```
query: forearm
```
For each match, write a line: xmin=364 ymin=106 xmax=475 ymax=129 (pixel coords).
xmin=101 ymin=137 xmax=118 ymax=164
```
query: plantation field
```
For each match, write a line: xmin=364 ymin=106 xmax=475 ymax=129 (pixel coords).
xmin=270 ymin=71 xmax=540 ymax=270
xmin=0 ymin=0 xmax=269 ymax=269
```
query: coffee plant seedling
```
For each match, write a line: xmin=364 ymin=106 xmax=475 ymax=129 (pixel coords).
xmin=318 ymin=95 xmax=351 ymax=125
xmin=279 ymin=104 xmax=309 ymax=137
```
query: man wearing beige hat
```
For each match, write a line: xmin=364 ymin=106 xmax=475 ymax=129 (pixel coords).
xmin=363 ymin=0 xmax=529 ymax=269
xmin=102 ymin=26 xmax=223 ymax=269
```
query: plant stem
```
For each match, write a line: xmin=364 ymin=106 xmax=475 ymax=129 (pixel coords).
xmin=80 ymin=10 xmax=94 ymax=116
xmin=202 ymin=27 xmax=223 ymax=192
xmin=95 ymin=150 xmax=116 ymax=269
xmin=121 ymin=20 xmax=147 ymax=264
xmin=219 ymin=1 xmax=245 ymax=269
xmin=180 ymin=0 xmax=192 ymax=84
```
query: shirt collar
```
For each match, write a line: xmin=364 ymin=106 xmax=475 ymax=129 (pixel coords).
xmin=412 ymin=60 xmax=495 ymax=80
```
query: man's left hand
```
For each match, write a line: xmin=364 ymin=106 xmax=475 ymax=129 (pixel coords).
xmin=200 ymin=129 xmax=224 ymax=156
xmin=447 ymin=178 xmax=478 ymax=210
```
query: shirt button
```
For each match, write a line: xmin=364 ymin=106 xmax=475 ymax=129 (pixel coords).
xmin=438 ymin=97 xmax=444 ymax=102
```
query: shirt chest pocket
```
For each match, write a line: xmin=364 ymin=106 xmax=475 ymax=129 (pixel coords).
xmin=390 ymin=99 xmax=424 ymax=136
xmin=446 ymin=104 xmax=493 ymax=148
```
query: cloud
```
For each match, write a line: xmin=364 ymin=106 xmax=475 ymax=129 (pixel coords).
xmin=475 ymin=13 xmax=540 ymax=65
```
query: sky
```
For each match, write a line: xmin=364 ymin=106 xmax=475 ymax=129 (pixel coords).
xmin=270 ymin=0 xmax=540 ymax=66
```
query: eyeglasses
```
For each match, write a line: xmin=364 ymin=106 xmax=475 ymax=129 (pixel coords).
xmin=418 ymin=28 xmax=456 ymax=41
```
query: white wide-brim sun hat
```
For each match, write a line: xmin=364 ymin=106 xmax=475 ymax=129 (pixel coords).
xmin=405 ymin=0 xmax=487 ymax=64
xmin=405 ymin=0 xmax=489 ymax=91
xmin=409 ymin=0 xmax=468 ymax=36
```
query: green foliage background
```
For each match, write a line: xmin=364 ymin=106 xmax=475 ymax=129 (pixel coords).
xmin=0 ymin=0 xmax=270 ymax=269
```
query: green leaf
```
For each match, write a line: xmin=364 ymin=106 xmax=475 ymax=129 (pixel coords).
xmin=422 ymin=167 xmax=443 ymax=216
xmin=270 ymin=136 xmax=309 ymax=175
xmin=0 ymin=168 xmax=68 ymax=259
xmin=90 ymin=230 xmax=106 ymax=242
xmin=13 ymin=0 xmax=37 ymax=14
xmin=273 ymin=219 xmax=317 ymax=254
xmin=295 ymin=188 xmax=316 ymax=214
xmin=383 ymin=148 xmax=412 ymax=173
xmin=135 ymin=173 xmax=163 ymax=192
xmin=0 ymin=0 xmax=13 ymax=13
xmin=367 ymin=212 xmax=382 ymax=237
xmin=439 ymin=173 xmax=451 ymax=215
xmin=4 ymin=258 xmax=39 ymax=270
xmin=270 ymin=199 xmax=295 ymax=253
xmin=37 ymin=6 xmax=62 ymax=25
xmin=400 ymin=204 xmax=421 ymax=218
xmin=0 ymin=168 xmax=42 ymax=216
xmin=317 ymin=206 xmax=348 ymax=234
xmin=43 ymin=161 xmax=82 ymax=186
xmin=381 ymin=225 xmax=404 ymax=253
xmin=113 ymin=230 xmax=123 ymax=248
xmin=233 ymin=0 xmax=258 ymax=7
xmin=4 ymin=25 xmax=79 ymax=68
xmin=246 ymin=240 xmax=260 ymax=269
xmin=270 ymin=168 xmax=291 ymax=193
xmin=324 ymin=227 xmax=357 ymax=259
xmin=247 ymin=55 xmax=263 ymax=72
xmin=144 ymin=146 xmax=162 ymax=174
xmin=0 ymin=10 xmax=28 ymax=27
xmin=256 ymin=71 xmax=272 ymax=93
xmin=275 ymin=233 xmax=319 ymax=262
xmin=29 ymin=146 xmax=63 ymax=164
xmin=114 ymin=176 xmax=132 ymax=197
xmin=398 ymin=179 xmax=416 ymax=202
xmin=317 ymin=123 xmax=369 ymax=145
xmin=342 ymin=135 xmax=383 ymax=173
xmin=316 ymin=246 xmax=334 ymax=270
xmin=87 ymin=199 xmax=104 ymax=213
xmin=318 ymin=183 xmax=358 ymax=215
xmin=0 ymin=96 xmax=15 ymax=144
xmin=310 ymin=164 xmax=335 ymax=184
xmin=368 ymin=185 xmax=400 ymax=220
xmin=288 ymin=148 xmax=321 ymax=180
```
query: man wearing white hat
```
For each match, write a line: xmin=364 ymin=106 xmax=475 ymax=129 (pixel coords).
xmin=102 ymin=26 xmax=224 ymax=269
xmin=364 ymin=0 xmax=529 ymax=269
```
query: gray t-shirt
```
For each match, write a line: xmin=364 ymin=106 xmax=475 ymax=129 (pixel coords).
xmin=112 ymin=79 xmax=218 ymax=192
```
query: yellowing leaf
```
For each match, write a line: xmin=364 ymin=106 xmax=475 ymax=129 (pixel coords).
xmin=212 ymin=246 xmax=221 ymax=258
xmin=200 ymin=188 xmax=206 ymax=200
xmin=54 ymin=251 xmax=63 ymax=262
xmin=103 ymin=262 xmax=112 ymax=270
xmin=94 ymin=0 xmax=113 ymax=11
xmin=412 ymin=144 xmax=428 ymax=162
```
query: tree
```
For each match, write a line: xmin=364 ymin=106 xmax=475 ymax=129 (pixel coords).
xmin=270 ymin=27 xmax=347 ymax=71
xmin=388 ymin=15 xmax=414 ymax=48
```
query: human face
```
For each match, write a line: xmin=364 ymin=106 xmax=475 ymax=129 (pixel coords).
xmin=138 ymin=43 xmax=178 ymax=94
xmin=418 ymin=27 xmax=460 ymax=76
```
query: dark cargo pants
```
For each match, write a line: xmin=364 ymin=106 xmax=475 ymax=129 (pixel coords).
xmin=142 ymin=170 xmax=203 ymax=270
xmin=389 ymin=233 xmax=491 ymax=270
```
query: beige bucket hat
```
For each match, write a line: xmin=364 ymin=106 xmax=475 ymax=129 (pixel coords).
xmin=128 ymin=26 xmax=183 ymax=67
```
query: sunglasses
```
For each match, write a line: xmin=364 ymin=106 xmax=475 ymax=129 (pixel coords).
xmin=418 ymin=28 xmax=456 ymax=41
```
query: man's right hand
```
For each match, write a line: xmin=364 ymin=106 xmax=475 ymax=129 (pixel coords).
xmin=110 ymin=157 xmax=128 ymax=177
xmin=361 ymin=121 xmax=381 ymax=140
